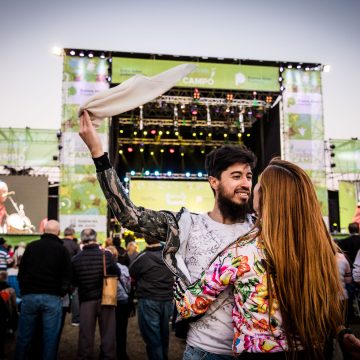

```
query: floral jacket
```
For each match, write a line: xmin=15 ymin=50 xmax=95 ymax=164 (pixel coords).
xmin=174 ymin=227 xmax=289 ymax=354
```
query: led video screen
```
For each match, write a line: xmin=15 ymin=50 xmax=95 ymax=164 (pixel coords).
xmin=0 ymin=175 xmax=48 ymax=234
xmin=129 ymin=179 xmax=214 ymax=213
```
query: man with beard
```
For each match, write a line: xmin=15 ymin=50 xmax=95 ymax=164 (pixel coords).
xmin=79 ymin=110 xmax=256 ymax=360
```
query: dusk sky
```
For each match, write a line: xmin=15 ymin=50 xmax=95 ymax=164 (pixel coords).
xmin=0 ymin=0 xmax=359 ymax=139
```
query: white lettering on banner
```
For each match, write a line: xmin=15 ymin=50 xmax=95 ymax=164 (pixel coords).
xmin=182 ymin=77 xmax=215 ymax=86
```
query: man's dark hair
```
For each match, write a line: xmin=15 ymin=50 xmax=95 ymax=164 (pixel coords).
xmin=143 ymin=234 xmax=160 ymax=245
xmin=349 ymin=222 xmax=359 ymax=234
xmin=205 ymin=145 xmax=257 ymax=179
xmin=80 ymin=228 xmax=97 ymax=243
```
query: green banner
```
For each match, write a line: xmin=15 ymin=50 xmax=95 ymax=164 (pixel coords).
xmin=0 ymin=128 xmax=58 ymax=167
xmin=330 ymin=139 xmax=360 ymax=174
xmin=60 ymin=56 xmax=109 ymax=241
xmin=339 ymin=181 xmax=358 ymax=231
xmin=112 ymin=57 xmax=280 ymax=91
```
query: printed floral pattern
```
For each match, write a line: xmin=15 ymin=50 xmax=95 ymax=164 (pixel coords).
xmin=175 ymin=228 xmax=288 ymax=354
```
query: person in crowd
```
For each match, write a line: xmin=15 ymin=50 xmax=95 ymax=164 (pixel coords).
xmin=0 ymin=181 xmax=9 ymax=234
xmin=0 ymin=238 xmax=13 ymax=273
xmin=15 ymin=220 xmax=71 ymax=360
xmin=79 ymin=110 xmax=255 ymax=360
xmin=0 ymin=271 xmax=18 ymax=358
xmin=62 ymin=226 xmax=80 ymax=327
xmin=126 ymin=241 xmax=139 ymax=264
xmin=72 ymin=228 xmax=120 ymax=360
xmin=113 ymin=236 xmax=130 ymax=267
xmin=129 ymin=234 xmax=174 ymax=360
xmin=106 ymin=245 xmax=131 ymax=360
xmin=174 ymin=158 xmax=348 ymax=359
xmin=13 ymin=242 xmax=26 ymax=268
xmin=338 ymin=222 xmax=360 ymax=267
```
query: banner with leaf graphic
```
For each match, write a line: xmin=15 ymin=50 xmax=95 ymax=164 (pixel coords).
xmin=60 ymin=56 xmax=109 ymax=240
xmin=282 ymin=70 xmax=328 ymax=219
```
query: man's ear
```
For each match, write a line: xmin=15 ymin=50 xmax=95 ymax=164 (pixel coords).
xmin=208 ymin=176 xmax=219 ymax=192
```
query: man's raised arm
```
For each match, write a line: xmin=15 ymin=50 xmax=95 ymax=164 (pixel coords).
xmin=79 ymin=111 xmax=169 ymax=240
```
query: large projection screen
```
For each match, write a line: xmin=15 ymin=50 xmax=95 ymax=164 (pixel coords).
xmin=129 ymin=179 xmax=214 ymax=213
xmin=0 ymin=175 xmax=48 ymax=234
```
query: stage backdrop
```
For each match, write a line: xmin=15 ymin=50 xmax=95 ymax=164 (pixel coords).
xmin=59 ymin=56 xmax=109 ymax=240
xmin=129 ymin=179 xmax=214 ymax=213
xmin=0 ymin=175 xmax=48 ymax=233
xmin=282 ymin=69 xmax=328 ymax=221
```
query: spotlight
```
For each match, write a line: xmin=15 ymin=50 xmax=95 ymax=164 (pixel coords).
xmin=169 ymin=148 xmax=175 ymax=154
xmin=197 ymin=172 xmax=203 ymax=178
xmin=127 ymin=147 xmax=133 ymax=153
xmin=279 ymin=66 xmax=284 ymax=72
xmin=296 ymin=64 xmax=301 ymax=69
xmin=140 ymin=148 xmax=144 ymax=153
xmin=119 ymin=129 xmax=124 ymax=134
xmin=52 ymin=46 xmax=63 ymax=56
xmin=278 ymin=77 xmax=283 ymax=82
xmin=160 ymin=149 xmax=164 ymax=153
xmin=175 ymin=131 xmax=179 ymax=136
xmin=145 ymin=170 xmax=150 ymax=176
xmin=119 ymin=150 xmax=123 ymax=155
xmin=305 ymin=67 xmax=310 ymax=71
xmin=247 ymin=134 xmax=251 ymax=137
xmin=150 ymin=129 xmax=157 ymax=135
xmin=166 ymin=130 xmax=170 ymax=135
xmin=159 ymin=130 xmax=163 ymax=136
xmin=223 ymin=134 xmax=228 ymax=138
xmin=322 ymin=65 xmax=331 ymax=73
xmin=124 ymin=177 xmax=129 ymax=183
xmin=69 ymin=50 xmax=76 ymax=56
xmin=280 ymin=86 xmax=285 ymax=92
xmin=130 ymin=170 xmax=135 ymax=176
xmin=100 ymin=53 xmax=106 ymax=59
xmin=185 ymin=172 xmax=191 ymax=178
xmin=143 ymin=130 xmax=148 ymax=136
xmin=88 ymin=53 xmax=94 ymax=58
xmin=167 ymin=171 xmax=172 ymax=176
xmin=237 ymin=133 xmax=242 ymax=138
xmin=150 ymin=151 xmax=154 ymax=156
xmin=181 ymin=152 xmax=185 ymax=157
xmin=154 ymin=171 xmax=160 ymax=176
xmin=133 ymin=131 xmax=138 ymax=135
xmin=79 ymin=51 xmax=85 ymax=57
xmin=192 ymin=132 xmax=197 ymax=137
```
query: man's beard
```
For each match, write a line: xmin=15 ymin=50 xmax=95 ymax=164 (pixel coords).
xmin=217 ymin=187 xmax=250 ymax=223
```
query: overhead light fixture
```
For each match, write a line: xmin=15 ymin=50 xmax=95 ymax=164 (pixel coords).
xmin=100 ymin=53 xmax=106 ymax=59
xmin=88 ymin=53 xmax=94 ymax=58
xmin=79 ymin=51 xmax=85 ymax=57
xmin=69 ymin=50 xmax=76 ymax=56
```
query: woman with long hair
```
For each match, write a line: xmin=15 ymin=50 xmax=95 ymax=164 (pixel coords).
xmin=174 ymin=158 xmax=344 ymax=359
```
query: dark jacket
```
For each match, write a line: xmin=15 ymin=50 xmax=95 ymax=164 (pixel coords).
xmin=62 ymin=237 xmax=80 ymax=258
xmin=129 ymin=244 xmax=174 ymax=301
xmin=18 ymin=233 xmax=72 ymax=297
xmin=338 ymin=234 xmax=360 ymax=267
xmin=72 ymin=244 xmax=120 ymax=302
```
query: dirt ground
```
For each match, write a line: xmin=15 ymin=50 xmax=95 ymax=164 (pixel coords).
xmin=5 ymin=313 xmax=360 ymax=359
xmin=4 ymin=313 xmax=186 ymax=360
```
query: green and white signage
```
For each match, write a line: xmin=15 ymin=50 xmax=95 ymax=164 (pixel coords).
xmin=60 ymin=56 xmax=109 ymax=241
xmin=112 ymin=57 xmax=280 ymax=92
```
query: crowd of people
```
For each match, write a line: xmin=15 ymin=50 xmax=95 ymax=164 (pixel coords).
xmin=0 ymin=108 xmax=360 ymax=359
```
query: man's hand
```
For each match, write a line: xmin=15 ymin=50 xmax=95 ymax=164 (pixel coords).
xmin=79 ymin=110 xmax=104 ymax=158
